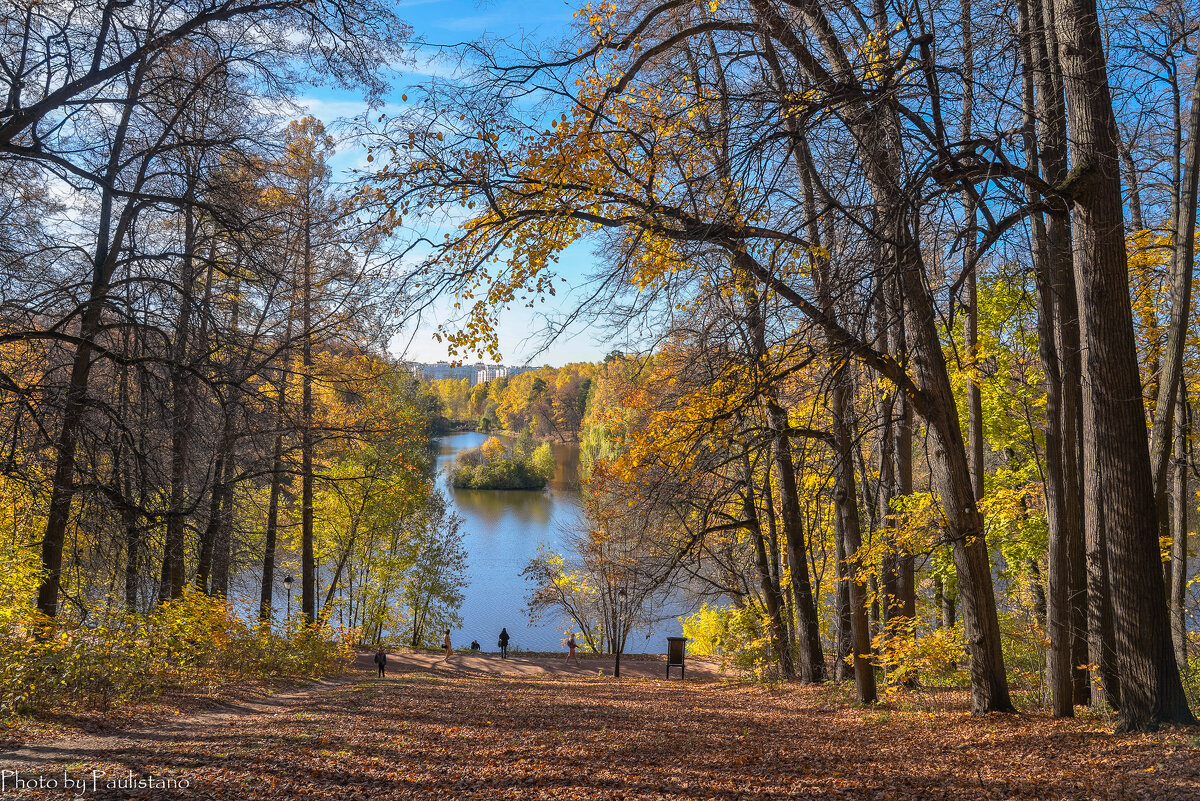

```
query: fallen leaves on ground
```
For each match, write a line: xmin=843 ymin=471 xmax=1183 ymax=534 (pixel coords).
xmin=3 ymin=667 xmax=1199 ymax=800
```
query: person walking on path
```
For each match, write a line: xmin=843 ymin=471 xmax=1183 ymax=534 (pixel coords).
xmin=498 ymin=627 xmax=510 ymax=659
xmin=565 ymin=631 xmax=580 ymax=667
xmin=443 ymin=629 xmax=453 ymax=661
xmin=374 ymin=647 xmax=387 ymax=678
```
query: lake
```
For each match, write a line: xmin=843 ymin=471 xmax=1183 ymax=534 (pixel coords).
xmin=439 ymin=431 xmax=685 ymax=653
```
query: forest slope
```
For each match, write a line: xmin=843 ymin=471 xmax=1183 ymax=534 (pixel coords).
xmin=1 ymin=655 xmax=1197 ymax=800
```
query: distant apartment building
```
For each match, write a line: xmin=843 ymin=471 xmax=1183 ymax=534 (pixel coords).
xmin=405 ymin=361 xmax=528 ymax=385
xmin=475 ymin=364 xmax=508 ymax=384
xmin=406 ymin=361 xmax=477 ymax=383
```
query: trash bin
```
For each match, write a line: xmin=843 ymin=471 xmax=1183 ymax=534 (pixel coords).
xmin=666 ymin=636 xmax=687 ymax=679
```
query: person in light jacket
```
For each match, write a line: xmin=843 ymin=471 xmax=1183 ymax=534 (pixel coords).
xmin=565 ymin=631 xmax=580 ymax=667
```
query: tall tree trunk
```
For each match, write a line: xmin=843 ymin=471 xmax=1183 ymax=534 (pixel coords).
xmin=1042 ymin=311 xmax=1073 ymax=716
xmin=159 ymin=204 xmax=201 ymax=602
xmin=1018 ymin=0 xmax=1072 ymax=717
xmin=1148 ymin=58 xmax=1200 ymax=517
xmin=743 ymin=472 xmax=795 ymax=679
xmin=209 ymin=268 xmax=243 ymax=600
xmin=891 ymin=298 xmax=916 ymax=651
xmin=833 ymin=511 xmax=853 ymax=682
xmin=1030 ymin=0 xmax=1096 ymax=708
xmin=762 ymin=476 xmax=789 ymax=646
xmin=897 ymin=229 xmax=1014 ymax=714
xmin=763 ymin=362 xmax=824 ymax=682
xmin=1053 ymin=0 xmax=1195 ymax=731
xmin=36 ymin=62 xmax=145 ymax=619
xmin=300 ymin=215 xmax=316 ymax=627
xmin=1171 ymin=388 xmax=1189 ymax=668
xmin=209 ymin=454 xmax=234 ymax=597
xmin=259 ymin=432 xmax=285 ymax=621
xmin=962 ymin=0 xmax=985 ymax=508
xmin=122 ymin=500 xmax=139 ymax=611
xmin=875 ymin=285 xmax=899 ymax=629
xmin=832 ymin=365 xmax=878 ymax=704
xmin=116 ymin=337 xmax=139 ymax=613
xmin=874 ymin=26 xmax=1014 ymax=715
xmin=194 ymin=450 xmax=223 ymax=593
xmin=258 ymin=313 xmax=294 ymax=623
xmin=876 ymin=278 xmax=911 ymax=684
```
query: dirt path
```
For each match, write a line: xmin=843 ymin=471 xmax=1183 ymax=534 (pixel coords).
xmin=0 ymin=650 xmax=718 ymax=775
xmin=0 ymin=676 xmax=359 ymax=773
xmin=378 ymin=649 xmax=723 ymax=681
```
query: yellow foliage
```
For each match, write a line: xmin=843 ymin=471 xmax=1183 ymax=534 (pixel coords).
xmin=678 ymin=603 xmax=724 ymax=656
xmin=481 ymin=436 xmax=507 ymax=460
xmin=0 ymin=590 xmax=354 ymax=717
xmin=871 ymin=617 xmax=966 ymax=690
xmin=1127 ymin=229 xmax=1170 ymax=414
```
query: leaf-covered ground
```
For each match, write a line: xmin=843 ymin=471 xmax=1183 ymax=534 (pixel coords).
xmin=2 ymin=653 xmax=1199 ymax=800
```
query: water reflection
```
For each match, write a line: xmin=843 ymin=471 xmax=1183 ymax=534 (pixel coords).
xmin=438 ymin=432 xmax=582 ymax=652
xmin=440 ymin=431 xmax=684 ymax=654
xmin=451 ymin=487 xmax=557 ymax=528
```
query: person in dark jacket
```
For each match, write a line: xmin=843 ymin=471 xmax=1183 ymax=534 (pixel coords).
xmin=498 ymin=628 xmax=510 ymax=659
xmin=374 ymin=647 xmax=387 ymax=678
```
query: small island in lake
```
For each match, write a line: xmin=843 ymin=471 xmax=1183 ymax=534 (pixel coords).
xmin=450 ymin=433 xmax=556 ymax=489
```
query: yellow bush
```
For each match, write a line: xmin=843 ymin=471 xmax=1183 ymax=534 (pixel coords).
xmin=679 ymin=603 xmax=723 ymax=655
xmin=871 ymin=616 xmax=966 ymax=690
xmin=481 ymin=436 xmax=507 ymax=460
xmin=0 ymin=589 xmax=354 ymax=718
xmin=680 ymin=603 xmax=780 ymax=681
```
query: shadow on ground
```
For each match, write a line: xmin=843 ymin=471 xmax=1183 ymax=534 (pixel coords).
xmin=2 ymin=658 xmax=1198 ymax=800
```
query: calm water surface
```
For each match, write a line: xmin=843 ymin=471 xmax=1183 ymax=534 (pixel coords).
xmin=440 ymin=432 xmax=683 ymax=653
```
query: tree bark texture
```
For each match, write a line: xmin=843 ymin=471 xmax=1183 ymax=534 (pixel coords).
xmin=1053 ymin=0 xmax=1195 ymax=730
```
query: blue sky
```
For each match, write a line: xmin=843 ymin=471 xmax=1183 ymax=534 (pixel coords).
xmin=298 ymin=0 xmax=610 ymax=368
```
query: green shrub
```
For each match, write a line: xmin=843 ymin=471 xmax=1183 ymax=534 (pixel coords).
xmin=449 ymin=438 xmax=556 ymax=489
xmin=996 ymin=609 xmax=1048 ymax=708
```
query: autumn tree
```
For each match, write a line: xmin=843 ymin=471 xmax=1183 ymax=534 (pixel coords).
xmin=375 ymin=0 xmax=1018 ymax=711
xmin=11 ymin=0 xmax=409 ymax=621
